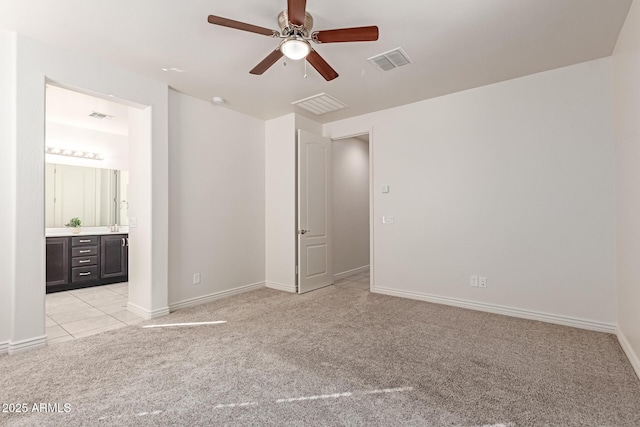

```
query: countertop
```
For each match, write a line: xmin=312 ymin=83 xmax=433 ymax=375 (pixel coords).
xmin=46 ymin=227 xmax=129 ymax=237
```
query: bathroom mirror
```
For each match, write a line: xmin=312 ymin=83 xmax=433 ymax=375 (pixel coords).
xmin=45 ymin=163 xmax=129 ymax=228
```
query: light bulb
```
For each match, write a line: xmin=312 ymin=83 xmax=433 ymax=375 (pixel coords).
xmin=281 ymin=38 xmax=310 ymax=61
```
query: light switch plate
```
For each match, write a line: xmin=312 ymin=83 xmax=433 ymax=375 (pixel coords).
xmin=382 ymin=185 xmax=390 ymax=193
xmin=382 ymin=216 xmax=394 ymax=224
xmin=129 ymin=217 xmax=137 ymax=228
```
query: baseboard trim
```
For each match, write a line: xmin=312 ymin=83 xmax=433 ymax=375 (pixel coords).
xmin=0 ymin=341 xmax=8 ymax=355
xmin=373 ymin=286 xmax=616 ymax=334
xmin=265 ymin=281 xmax=296 ymax=293
xmin=169 ymin=282 xmax=265 ymax=312
xmin=617 ymin=328 xmax=640 ymax=380
xmin=8 ymin=335 xmax=47 ymax=355
xmin=127 ymin=302 xmax=170 ymax=320
xmin=333 ymin=265 xmax=370 ymax=281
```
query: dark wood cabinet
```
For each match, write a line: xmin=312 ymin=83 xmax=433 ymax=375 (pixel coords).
xmin=46 ymin=233 xmax=128 ymax=293
xmin=100 ymin=234 xmax=128 ymax=280
xmin=71 ymin=236 xmax=99 ymax=284
xmin=46 ymin=237 xmax=69 ymax=288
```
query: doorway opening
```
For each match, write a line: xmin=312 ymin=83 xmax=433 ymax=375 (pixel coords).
xmin=331 ymin=133 xmax=371 ymax=292
xmin=44 ymin=84 xmax=143 ymax=344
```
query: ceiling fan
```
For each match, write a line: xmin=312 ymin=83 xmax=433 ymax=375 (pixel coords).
xmin=207 ymin=0 xmax=379 ymax=81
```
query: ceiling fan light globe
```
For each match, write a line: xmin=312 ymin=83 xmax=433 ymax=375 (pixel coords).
xmin=281 ymin=39 xmax=310 ymax=60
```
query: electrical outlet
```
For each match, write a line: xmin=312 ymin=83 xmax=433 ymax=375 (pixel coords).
xmin=470 ymin=276 xmax=478 ymax=287
xmin=479 ymin=277 xmax=487 ymax=288
xmin=193 ymin=273 xmax=201 ymax=285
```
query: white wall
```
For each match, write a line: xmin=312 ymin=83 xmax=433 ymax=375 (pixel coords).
xmin=324 ymin=58 xmax=616 ymax=330
xmin=612 ymin=0 xmax=640 ymax=376
xmin=168 ymin=90 xmax=265 ymax=307
xmin=332 ymin=137 xmax=370 ymax=277
xmin=2 ymin=33 xmax=169 ymax=352
xmin=126 ymin=106 xmax=155 ymax=316
xmin=265 ymin=114 xmax=297 ymax=292
xmin=0 ymin=30 xmax=16 ymax=353
xmin=296 ymin=115 xmax=323 ymax=135
xmin=45 ymin=121 xmax=130 ymax=171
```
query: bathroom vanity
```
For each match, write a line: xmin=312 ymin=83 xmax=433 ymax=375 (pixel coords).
xmin=46 ymin=229 xmax=129 ymax=293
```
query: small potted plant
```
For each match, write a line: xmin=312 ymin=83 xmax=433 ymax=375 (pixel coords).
xmin=65 ymin=217 xmax=82 ymax=234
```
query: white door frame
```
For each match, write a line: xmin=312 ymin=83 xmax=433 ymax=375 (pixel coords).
xmin=7 ymin=41 xmax=169 ymax=354
xmin=329 ymin=128 xmax=374 ymax=291
xmin=43 ymin=83 xmax=161 ymax=319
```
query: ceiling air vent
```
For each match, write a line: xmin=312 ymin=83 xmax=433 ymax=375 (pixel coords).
xmin=89 ymin=111 xmax=113 ymax=120
xmin=368 ymin=47 xmax=413 ymax=71
xmin=292 ymin=93 xmax=347 ymax=115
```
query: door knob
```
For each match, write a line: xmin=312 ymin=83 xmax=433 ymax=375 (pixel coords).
xmin=298 ymin=229 xmax=311 ymax=235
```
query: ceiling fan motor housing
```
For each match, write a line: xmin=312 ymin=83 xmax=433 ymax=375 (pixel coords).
xmin=278 ymin=10 xmax=313 ymax=37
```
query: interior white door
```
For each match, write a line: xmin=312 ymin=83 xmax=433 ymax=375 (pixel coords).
xmin=297 ymin=129 xmax=333 ymax=294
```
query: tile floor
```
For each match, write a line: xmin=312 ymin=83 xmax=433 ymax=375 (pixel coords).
xmin=45 ymin=282 xmax=143 ymax=345
xmin=334 ymin=270 xmax=370 ymax=290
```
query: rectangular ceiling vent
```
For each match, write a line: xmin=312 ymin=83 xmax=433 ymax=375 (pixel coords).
xmin=292 ymin=93 xmax=347 ymax=115
xmin=89 ymin=111 xmax=112 ymax=120
xmin=368 ymin=47 xmax=413 ymax=71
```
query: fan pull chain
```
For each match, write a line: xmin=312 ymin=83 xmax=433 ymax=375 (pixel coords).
xmin=304 ymin=60 xmax=307 ymax=79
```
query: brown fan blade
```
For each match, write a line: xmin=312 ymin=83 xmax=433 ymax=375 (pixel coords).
xmin=250 ymin=49 xmax=284 ymax=75
xmin=306 ymin=50 xmax=339 ymax=81
xmin=208 ymin=15 xmax=277 ymax=37
xmin=312 ymin=26 xmax=379 ymax=43
xmin=288 ymin=0 xmax=307 ymax=26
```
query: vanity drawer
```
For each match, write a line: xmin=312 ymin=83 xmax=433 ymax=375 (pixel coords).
xmin=71 ymin=256 xmax=98 ymax=268
xmin=72 ymin=246 xmax=98 ymax=257
xmin=71 ymin=266 xmax=98 ymax=282
xmin=72 ymin=236 xmax=98 ymax=247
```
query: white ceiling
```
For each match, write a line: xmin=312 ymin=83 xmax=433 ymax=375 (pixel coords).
xmin=0 ymin=0 xmax=632 ymax=123
xmin=46 ymin=85 xmax=129 ymax=136
xmin=45 ymin=85 xmax=130 ymax=170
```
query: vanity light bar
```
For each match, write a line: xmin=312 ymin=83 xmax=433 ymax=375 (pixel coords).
xmin=45 ymin=146 xmax=104 ymax=160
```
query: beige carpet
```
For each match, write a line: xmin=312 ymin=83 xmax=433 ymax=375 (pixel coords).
xmin=1 ymin=285 xmax=639 ymax=426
